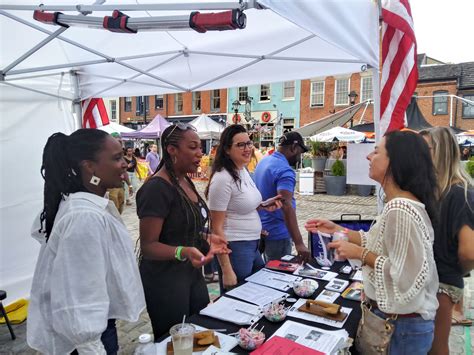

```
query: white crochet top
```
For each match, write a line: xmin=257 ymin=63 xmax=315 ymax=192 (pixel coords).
xmin=361 ymin=198 xmax=439 ymax=320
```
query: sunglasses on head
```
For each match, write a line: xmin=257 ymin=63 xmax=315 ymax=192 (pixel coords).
xmin=165 ymin=123 xmax=196 ymax=142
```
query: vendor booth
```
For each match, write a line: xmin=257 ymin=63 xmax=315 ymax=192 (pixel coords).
xmin=0 ymin=0 xmax=380 ymax=305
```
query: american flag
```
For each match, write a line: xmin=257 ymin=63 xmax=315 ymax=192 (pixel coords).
xmin=82 ymin=98 xmax=110 ymax=128
xmin=380 ymin=0 xmax=418 ymax=135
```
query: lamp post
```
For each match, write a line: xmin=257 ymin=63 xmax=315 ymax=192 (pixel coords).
xmin=348 ymin=90 xmax=358 ymax=127
xmin=244 ymin=96 xmax=253 ymax=125
xmin=232 ymin=99 xmax=240 ymax=125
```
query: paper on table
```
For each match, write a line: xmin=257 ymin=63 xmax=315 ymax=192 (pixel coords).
xmin=155 ymin=324 xmax=238 ymax=355
xmin=226 ymin=282 xmax=288 ymax=307
xmin=202 ymin=345 xmax=237 ymax=355
xmin=350 ymin=269 xmax=363 ymax=281
xmin=249 ymin=336 xmax=324 ymax=355
xmin=293 ymin=264 xmax=338 ymax=281
xmin=269 ymin=320 xmax=349 ymax=355
xmin=246 ymin=268 xmax=302 ymax=291
xmin=315 ymin=289 xmax=340 ymax=304
xmin=199 ymin=296 xmax=263 ymax=325
xmin=287 ymin=299 xmax=353 ymax=328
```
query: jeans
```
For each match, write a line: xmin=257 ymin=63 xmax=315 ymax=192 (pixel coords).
xmin=264 ymin=238 xmax=293 ymax=262
xmin=373 ymin=309 xmax=434 ymax=355
xmin=218 ymin=239 xmax=264 ymax=293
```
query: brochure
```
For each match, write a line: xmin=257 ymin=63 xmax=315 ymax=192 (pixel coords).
xmin=226 ymin=282 xmax=288 ymax=307
xmin=199 ymin=297 xmax=263 ymax=325
xmin=315 ymin=289 xmax=340 ymax=304
xmin=265 ymin=260 xmax=300 ymax=272
xmin=312 ymin=231 xmax=334 ymax=267
xmin=293 ymin=263 xmax=338 ymax=281
xmin=269 ymin=320 xmax=349 ymax=355
xmin=245 ymin=268 xmax=302 ymax=291
xmin=250 ymin=336 xmax=324 ymax=355
xmin=341 ymin=281 xmax=363 ymax=301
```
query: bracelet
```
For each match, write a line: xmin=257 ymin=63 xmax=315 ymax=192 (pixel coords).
xmin=175 ymin=246 xmax=187 ymax=261
xmin=360 ymin=248 xmax=370 ymax=266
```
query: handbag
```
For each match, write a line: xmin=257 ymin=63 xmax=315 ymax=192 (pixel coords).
xmin=355 ymin=300 xmax=397 ymax=354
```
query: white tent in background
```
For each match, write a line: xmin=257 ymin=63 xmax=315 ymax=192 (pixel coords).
xmin=98 ymin=121 xmax=136 ymax=134
xmin=0 ymin=0 xmax=380 ymax=304
xmin=310 ymin=126 xmax=366 ymax=143
xmin=190 ymin=114 xmax=224 ymax=140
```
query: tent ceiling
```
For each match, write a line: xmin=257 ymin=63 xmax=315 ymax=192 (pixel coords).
xmin=0 ymin=0 xmax=379 ymax=100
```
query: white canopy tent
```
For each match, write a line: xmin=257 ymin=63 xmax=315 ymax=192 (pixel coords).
xmin=98 ymin=121 xmax=136 ymax=134
xmin=310 ymin=126 xmax=367 ymax=143
xmin=0 ymin=0 xmax=381 ymax=304
xmin=190 ymin=114 xmax=224 ymax=140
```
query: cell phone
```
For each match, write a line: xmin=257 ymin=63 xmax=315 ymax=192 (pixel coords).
xmin=339 ymin=265 xmax=352 ymax=274
xmin=260 ymin=195 xmax=283 ymax=207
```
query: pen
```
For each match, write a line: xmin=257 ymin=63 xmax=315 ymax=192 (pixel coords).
xmin=272 ymin=277 xmax=289 ymax=282
xmin=235 ymin=309 xmax=255 ymax=316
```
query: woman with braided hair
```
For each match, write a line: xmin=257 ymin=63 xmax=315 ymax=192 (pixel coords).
xmin=28 ymin=129 xmax=145 ymax=355
xmin=137 ymin=123 xmax=230 ymax=339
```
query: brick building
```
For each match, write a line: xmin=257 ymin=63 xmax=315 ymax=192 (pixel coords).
xmin=118 ymin=89 xmax=227 ymax=127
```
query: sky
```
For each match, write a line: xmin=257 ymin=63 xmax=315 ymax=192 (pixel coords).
xmin=410 ymin=0 xmax=474 ymax=64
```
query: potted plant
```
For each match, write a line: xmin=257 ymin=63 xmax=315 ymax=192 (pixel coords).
xmin=310 ymin=141 xmax=331 ymax=172
xmin=357 ymin=184 xmax=373 ymax=196
xmin=324 ymin=159 xmax=346 ymax=196
xmin=466 ymin=157 xmax=474 ymax=178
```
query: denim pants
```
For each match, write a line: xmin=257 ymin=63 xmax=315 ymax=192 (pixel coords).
xmin=263 ymin=238 xmax=293 ymax=262
xmin=373 ymin=309 xmax=434 ymax=354
xmin=218 ymin=239 xmax=264 ymax=293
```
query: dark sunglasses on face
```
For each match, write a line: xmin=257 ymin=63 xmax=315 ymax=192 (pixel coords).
xmin=234 ymin=141 xmax=254 ymax=150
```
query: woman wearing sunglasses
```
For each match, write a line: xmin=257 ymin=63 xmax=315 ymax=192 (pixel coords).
xmin=137 ymin=123 xmax=230 ymax=339
xmin=205 ymin=125 xmax=282 ymax=292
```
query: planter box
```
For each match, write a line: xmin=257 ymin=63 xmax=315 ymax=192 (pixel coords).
xmin=324 ymin=175 xmax=346 ymax=196
xmin=357 ymin=184 xmax=373 ymax=196
xmin=311 ymin=157 xmax=327 ymax=172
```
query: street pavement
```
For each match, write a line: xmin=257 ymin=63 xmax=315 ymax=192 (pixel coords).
xmin=1 ymin=181 xmax=472 ymax=354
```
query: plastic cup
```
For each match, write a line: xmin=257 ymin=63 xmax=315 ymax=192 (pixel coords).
xmin=170 ymin=323 xmax=195 ymax=355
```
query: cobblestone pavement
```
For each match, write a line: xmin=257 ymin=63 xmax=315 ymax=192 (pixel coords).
xmin=1 ymin=181 xmax=472 ymax=354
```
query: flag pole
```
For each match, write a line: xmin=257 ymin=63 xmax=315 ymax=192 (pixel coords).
xmin=374 ymin=0 xmax=383 ymax=213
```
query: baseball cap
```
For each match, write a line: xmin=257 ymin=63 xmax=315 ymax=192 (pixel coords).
xmin=278 ymin=131 xmax=309 ymax=152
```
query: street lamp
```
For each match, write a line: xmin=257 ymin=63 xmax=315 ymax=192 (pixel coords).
xmin=348 ymin=90 xmax=358 ymax=127
xmin=232 ymin=99 xmax=240 ymax=124
xmin=244 ymin=96 xmax=253 ymax=124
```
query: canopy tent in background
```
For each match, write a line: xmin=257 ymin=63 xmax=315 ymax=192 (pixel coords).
xmin=121 ymin=114 xmax=170 ymax=139
xmin=190 ymin=114 xmax=224 ymax=140
xmin=310 ymin=126 xmax=366 ymax=143
xmin=457 ymin=130 xmax=474 ymax=145
xmin=0 ymin=0 xmax=380 ymax=304
xmin=98 ymin=121 xmax=136 ymax=134
xmin=294 ymin=102 xmax=368 ymax=138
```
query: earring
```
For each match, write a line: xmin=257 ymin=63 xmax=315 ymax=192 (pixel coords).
xmin=90 ymin=175 xmax=101 ymax=186
xmin=173 ymin=156 xmax=178 ymax=164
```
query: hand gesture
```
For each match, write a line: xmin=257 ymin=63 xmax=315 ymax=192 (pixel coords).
xmin=182 ymin=247 xmax=209 ymax=268
xmin=208 ymin=233 xmax=231 ymax=255
xmin=305 ymin=219 xmax=339 ymax=234
xmin=295 ymin=243 xmax=311 ymax=263
xmin=327 ymin=240 xmax=363 ymax=260
xmin=261 ymin=199 xmax=283 ymax=212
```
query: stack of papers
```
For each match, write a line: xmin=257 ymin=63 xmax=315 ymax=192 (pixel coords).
xmin=226 ymin=282 xmax=288 ymax=307
xmin=199 ymin=297 xmax=263 ymax=325
xmin=245 ymin=268 xmax=302 ymax=291
xmin=270 ymin=320 xmax=349 ymax=355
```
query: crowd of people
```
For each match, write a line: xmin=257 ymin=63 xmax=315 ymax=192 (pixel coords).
xmin=26 ymin=124 xmax=473 ymax=354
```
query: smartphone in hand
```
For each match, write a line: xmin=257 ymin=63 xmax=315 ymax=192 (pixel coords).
xmin=260 ymin=195 xmax=283 ymax=207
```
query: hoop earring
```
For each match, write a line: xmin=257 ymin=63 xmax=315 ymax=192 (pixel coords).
xmin=173 ymin=156 xmax=178 ymax=165
xmin=90 ymin=175 xmax=101 ymax=186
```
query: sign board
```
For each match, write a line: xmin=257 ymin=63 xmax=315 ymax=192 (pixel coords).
xmin=346 ymin=143 xmax=376 ymax=186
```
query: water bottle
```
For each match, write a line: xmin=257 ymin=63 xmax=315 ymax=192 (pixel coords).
xmin=332 ymin=228 xmax=349 ymax=262
xmin=134 ymin=333 xmax=155 ymax=355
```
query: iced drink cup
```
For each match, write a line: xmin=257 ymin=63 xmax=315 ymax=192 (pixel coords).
xmin=170 ymin=323 xmax=195 ymax=355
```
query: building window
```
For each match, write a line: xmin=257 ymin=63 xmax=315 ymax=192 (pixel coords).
xmin=261 ymin=123 xmax=274 ymax=143
xmin=283 ymin=81 xmax=295 ymax=100
xmin=211 ymin=89 xmax=220 ymax=111
xmin=110 ymin=100 xmax=117 ymax=121
xmin=360 ymin=77 xmax=373 ymax=102
xmin=175 ymin=93 xmax=183 ymax=113
xmin=260 ymin=84 xmax=271 ymax=101
xmin=193 ymin=92 xmax=201 ymax=112
xmin=136 ymin=96 xmax=149 ymax=115
xmin=282 ymin=118 xmax=295 ymax=133
xmin=462 ymin=94 xmax=474 ymax=118
xmin=238 ymin=87 xmax=248 ymax=102
xmin=335 ymin=79 xmax=350 ymax=105
xmin=124 ymin=97 xmax=132 ymax=112
xmin=310 ymin=81 xmax=325 ymax=107
xmin=432 ymin=91 xmax=448 ymax=115
xmin=155 ymin=95 xmax=164 ymax=109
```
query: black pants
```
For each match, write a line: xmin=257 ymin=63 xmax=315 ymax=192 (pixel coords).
xmin=71 ymin=319 xmax=118 ymax=354
xmin=140 ymin=259 xmax=210 ymax=340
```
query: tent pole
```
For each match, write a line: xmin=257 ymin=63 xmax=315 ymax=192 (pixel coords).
xmin=71 ymin=71 xmax=83 ymax=131
xmin=449 ymin=95 xmax=453 ymax=127
xmin=0 ymin=81 xmax=72 ymax=101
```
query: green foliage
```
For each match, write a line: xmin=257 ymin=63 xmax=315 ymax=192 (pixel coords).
xmin=467 ymin=157 xmax=474 ymax=178
xmin=310 ymin=141 xmax=333 ymax=157
xmin=331 ymin=159 xmax=346 ymax=176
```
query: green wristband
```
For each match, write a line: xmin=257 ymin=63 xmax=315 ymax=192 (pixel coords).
xmin=175 ymin=246 xmax=187 ymax=261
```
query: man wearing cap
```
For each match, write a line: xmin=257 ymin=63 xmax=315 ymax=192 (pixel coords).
xmin=254 ymin=131 xmax=311 ymax=262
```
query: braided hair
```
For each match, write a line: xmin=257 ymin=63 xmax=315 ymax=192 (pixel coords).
xmin=39 ymin=129 xmax=110 ymax=241
xmin=205 ymin=124 xmax=247 ymax=198
xmin=158 ymin=124 xmax=210 ymax=248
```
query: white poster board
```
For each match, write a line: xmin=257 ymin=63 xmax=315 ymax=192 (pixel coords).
xmin=346 ymin=143 xmax=376 ymax=186
xmin=299 ymin=173 xmax=314 ymax=195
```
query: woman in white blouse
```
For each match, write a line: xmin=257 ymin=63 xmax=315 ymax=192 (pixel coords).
xmin=28 ymin=130 xmax=145 ymax=355
xmin=306 ymin=131 xmax=439 ymax=354
xmin=206 ymin=125 xmax=281 ymax=291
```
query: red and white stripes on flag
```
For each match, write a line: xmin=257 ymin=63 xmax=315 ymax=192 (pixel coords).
xmin=82 ymin=98 xmax=110 ymax=128
xmin=380 ymin=0 xmax=418 ymax=135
